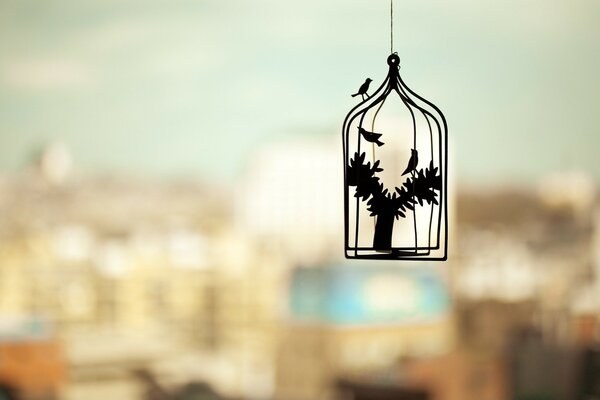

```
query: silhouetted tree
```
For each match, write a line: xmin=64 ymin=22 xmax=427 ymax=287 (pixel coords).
xmin=347 ymin=151 xmax=441 ymax=249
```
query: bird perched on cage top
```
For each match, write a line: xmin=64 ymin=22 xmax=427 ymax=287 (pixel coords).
xmin=351 ymin=78 xmax=372 ymax=99
xmin=358 ymin=127 xmax=384 ymax=147
xmin=401 ymin=149 xmax=419 ymax=175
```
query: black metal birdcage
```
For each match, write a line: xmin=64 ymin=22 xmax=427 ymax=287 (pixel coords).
xmin=343 ymin=53 xmax=448 ymax=260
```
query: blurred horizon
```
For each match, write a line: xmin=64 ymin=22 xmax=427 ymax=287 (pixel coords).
xmin=1 ymin=0 xmax=599 ymax=184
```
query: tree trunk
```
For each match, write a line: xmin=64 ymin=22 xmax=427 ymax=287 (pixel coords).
xmin=373 ymin=213 xmax=395 ymax=249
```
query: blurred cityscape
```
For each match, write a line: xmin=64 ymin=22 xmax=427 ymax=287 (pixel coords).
xmin=0 ymin=138 xmax=599 ymax=400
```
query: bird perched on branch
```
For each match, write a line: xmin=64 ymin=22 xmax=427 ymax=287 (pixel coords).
xmin=358 ymin=127 xmax=384 ymax=147
xmin=351 ymin=78 xmax=372 ymax=100
xmin=401 ymin=149 xmax=419 ymax=175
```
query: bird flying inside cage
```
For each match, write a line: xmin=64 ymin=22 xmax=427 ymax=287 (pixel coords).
xmin=342 ymin=53 xmax=448 ymax=260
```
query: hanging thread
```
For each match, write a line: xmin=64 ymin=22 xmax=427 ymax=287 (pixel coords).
xmin=390 ymin=0 xmax=393 ymax=53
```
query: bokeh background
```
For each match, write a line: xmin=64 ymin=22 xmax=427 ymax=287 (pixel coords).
xmin=0 ymin=0 xmax=599 ymax=399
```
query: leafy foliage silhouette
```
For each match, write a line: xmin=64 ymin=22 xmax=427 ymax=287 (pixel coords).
xmin=347 ymin=151 xmax=441 ymax=221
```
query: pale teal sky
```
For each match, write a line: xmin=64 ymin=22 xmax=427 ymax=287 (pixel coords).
xmin=0 ymin=0 xmax=599 ymax=183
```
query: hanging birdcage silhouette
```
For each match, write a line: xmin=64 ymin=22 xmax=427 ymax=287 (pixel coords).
xmin=343 ymin=53 xmax=448 ymax=260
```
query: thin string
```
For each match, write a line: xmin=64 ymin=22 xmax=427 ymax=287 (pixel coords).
xmin=390 ymin=0 xmax=393 ymax=53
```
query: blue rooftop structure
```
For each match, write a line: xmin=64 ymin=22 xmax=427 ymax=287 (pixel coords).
xmin=289 ymin=264 xmax=450 ymax=326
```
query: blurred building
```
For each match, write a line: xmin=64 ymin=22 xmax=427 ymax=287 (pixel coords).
xmin=275 ymin=264 xmax=454 ymax=400
xmin=0 ymin=147 xmax=287 ymax=400
xmin=444 ymin=177 xmax=600 ymax=400
xmin=237 ymin=136 xmax=343 ymax=266
xmin=454 ymin=180 xmax=599 ymax=351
